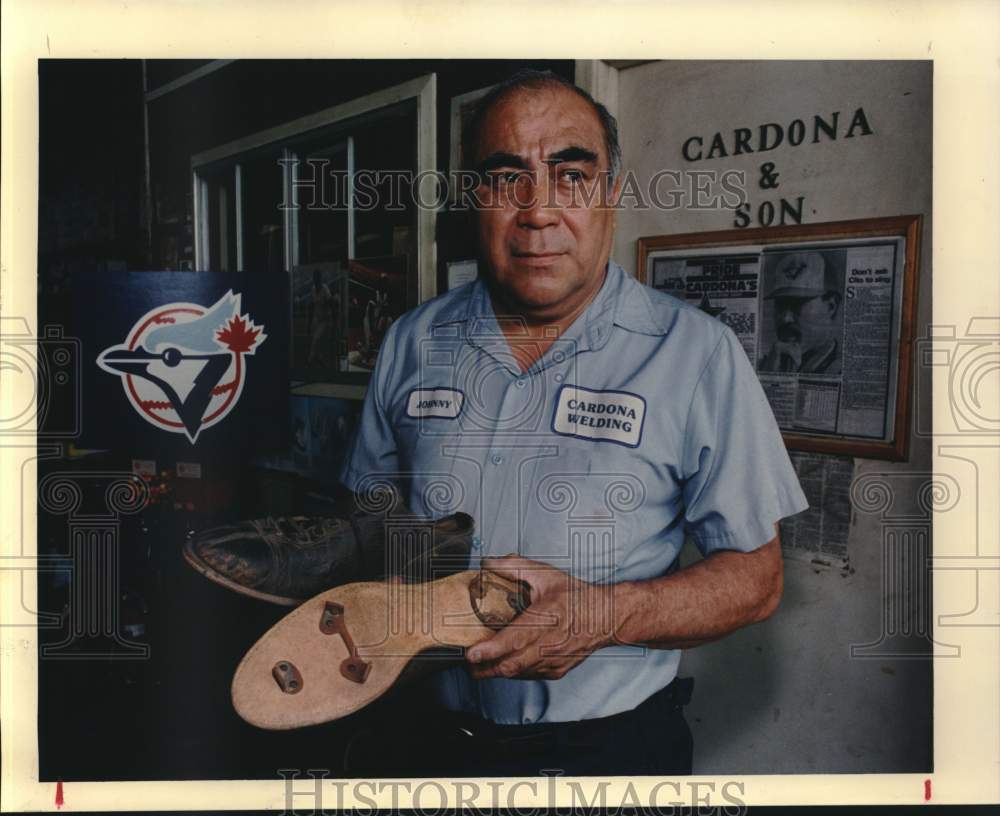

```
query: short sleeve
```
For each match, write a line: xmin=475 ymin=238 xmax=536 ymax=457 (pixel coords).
xmin=339 ymin=322 xmax=402 ymax=493
xmin=681 ymin=327 xmax=809 ymax=556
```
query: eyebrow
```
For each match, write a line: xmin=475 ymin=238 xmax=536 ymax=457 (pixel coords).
xmin=543 ymin=146 xmax=599 ymax=166
xmin=475 ymin=152 xmax=529 ymax=174
xmin=475 ymin=145 xmax=600 ymax=174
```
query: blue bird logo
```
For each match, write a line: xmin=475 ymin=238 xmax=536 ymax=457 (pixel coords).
xmin=97 ymin=291 xmax=266 ymax=443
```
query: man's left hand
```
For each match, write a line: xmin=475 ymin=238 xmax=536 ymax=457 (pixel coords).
xmin=465 ymin=555 xmax=616 ymax=681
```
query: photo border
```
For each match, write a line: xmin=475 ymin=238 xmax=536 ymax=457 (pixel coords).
xmin=2 ymin=0 xmax=998 ymax=811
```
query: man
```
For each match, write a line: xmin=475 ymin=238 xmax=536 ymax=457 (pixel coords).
xmin=340 ymin=70 xmax=808 ymax=776
xmin=758 ymin=251 xmax=844 ymax=374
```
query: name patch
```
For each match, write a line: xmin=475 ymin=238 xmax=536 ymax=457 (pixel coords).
xmin=552 ymin=385 xmax=646 ymax=447
xmin=406 ymin=388 xmax=464 ymax=419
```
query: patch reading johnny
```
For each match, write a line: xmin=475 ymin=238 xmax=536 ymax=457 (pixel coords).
xmin=97 ymin=291 xmax=267 ymax=443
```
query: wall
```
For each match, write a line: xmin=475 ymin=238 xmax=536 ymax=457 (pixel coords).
xmin=37 ymin=60 xmax=147 ymax=309
xmin=613 ymin=60 xmax=933 ymax=773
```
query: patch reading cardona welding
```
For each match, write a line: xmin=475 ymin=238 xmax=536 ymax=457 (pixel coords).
xmin=551 ymin=385 xmax=646 ymax=447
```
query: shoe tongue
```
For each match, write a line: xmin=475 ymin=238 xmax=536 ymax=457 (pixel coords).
xmin=293 ymin=516 xmax=347 ymax=540
xmin=351 ymin=503 xmax=421 ymax=574
xmin=352 ymin=508 xmax=416 ymax=544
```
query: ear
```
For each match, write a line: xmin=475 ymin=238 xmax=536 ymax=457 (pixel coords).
xmin=825 ymin=292 xmax=842 ymax=319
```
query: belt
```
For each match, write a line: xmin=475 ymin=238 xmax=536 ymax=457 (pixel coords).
xmin=433 ymin=676 xmax=694 ymax=753
xmin=340 ymin=678 xmax=695 ymax=776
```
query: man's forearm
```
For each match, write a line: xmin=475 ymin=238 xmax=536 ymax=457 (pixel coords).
xmin=607 ymin=533 xmax=784 ymax=650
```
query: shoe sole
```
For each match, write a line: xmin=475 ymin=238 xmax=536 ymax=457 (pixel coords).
xmin=231 ymin=570 xmax=525 ymax=730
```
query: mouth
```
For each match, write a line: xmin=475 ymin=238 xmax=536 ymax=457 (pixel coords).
xmin=511 ymin=252 xmax=565 ymax=268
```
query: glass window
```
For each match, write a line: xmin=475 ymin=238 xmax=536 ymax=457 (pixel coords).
xmin=239 ymin=152 xmax=285 ymax=275
xmin=193 ymin=100 xmax=419 ymax=381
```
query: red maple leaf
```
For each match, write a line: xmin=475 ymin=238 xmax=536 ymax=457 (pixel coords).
xmin=217 ymin=314 xmax=262 ymax=353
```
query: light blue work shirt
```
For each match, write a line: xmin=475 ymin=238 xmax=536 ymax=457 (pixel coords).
xmin=340 ymin=261 xmax=808 ymax=724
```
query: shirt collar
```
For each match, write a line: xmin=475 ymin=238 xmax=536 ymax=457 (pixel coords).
xmin=429 ymin=260 xmax=671 ymax=344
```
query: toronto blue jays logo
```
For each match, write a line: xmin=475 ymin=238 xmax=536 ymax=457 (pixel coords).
xmin=782 ymin=261 xmax=807 ymax=280
xmin=97 ymin=291 xmax=266 ymax=443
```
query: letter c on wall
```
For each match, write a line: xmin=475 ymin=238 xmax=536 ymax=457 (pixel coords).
xmin=682 ymin=136 xmax=703 ymax=162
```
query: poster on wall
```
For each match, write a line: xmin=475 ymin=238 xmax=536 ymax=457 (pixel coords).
xmin=779 ymin=451 xmax=854 ymax=570
xmin=638 ymin=215 xmax=921 ymax=460
xmin=291 ymin=256 xmax=409 ymax=381
xmin=291 ymin=261 xmax=346 ymax=381
xmin=343 ymin=255 xmax=408 ymax=372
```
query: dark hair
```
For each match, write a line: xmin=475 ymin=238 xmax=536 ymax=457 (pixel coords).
xmin=461 ymin=69 xmax=622 ymax=179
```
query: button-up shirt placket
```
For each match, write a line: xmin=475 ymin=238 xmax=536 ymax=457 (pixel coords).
xmin=461 ymin=323 xmax=544 ymax=559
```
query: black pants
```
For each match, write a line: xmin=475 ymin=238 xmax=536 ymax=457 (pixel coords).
xmin=344 ymin=677 xmax=694 ymax=777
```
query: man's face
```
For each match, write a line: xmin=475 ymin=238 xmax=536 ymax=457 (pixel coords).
xmin=774 ymin=294 xmax=836 ymax=346
xmin=472 ymin=85 xmax=619 ymax=321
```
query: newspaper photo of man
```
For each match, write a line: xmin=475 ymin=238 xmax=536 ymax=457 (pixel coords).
xmin=758 ymin=250 xmax=846 ymax=375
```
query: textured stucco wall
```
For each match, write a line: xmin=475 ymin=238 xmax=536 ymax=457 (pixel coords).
xmin=613 ymin=60 xmax=934 ymax=773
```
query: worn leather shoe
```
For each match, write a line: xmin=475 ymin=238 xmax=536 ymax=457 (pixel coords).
xmin=183 ymin=504 xmax=473 ymax=606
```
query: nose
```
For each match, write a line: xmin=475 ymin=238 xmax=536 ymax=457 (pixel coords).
xmin=779 ymin=305 xmax=798 ymax=324
xmin=514 ymin=172 xmax=560 ymax=229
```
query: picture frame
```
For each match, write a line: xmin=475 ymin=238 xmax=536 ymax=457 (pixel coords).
xmin=291 ymin=255 xmax=410 ymax=386
xmin=291 ymin=261 xmax=348 ymax=383
xmin=637 ymin=215 xmax=922 ymax=460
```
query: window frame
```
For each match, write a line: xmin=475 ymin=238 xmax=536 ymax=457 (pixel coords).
xmin=191 ymin=73 xmax=437 ymax=302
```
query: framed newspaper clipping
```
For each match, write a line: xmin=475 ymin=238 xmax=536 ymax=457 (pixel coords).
xmin=637 ymin=215 xmax=922 ymax=461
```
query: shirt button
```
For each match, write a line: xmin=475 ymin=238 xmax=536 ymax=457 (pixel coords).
xmin=553 ymin=351 xmax=566 ymax=363
xmin=554 ymin=373 xmax=564 ymax=382
xmin=491 ymin=453 xmax=504 ymax=466
xmin=515 ymin=376 xmax=527 ymax=389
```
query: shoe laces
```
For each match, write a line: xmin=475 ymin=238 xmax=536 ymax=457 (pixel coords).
xmin=250 ymin=516 xmax=303 ymax=546
xmin=250 ymin=516 xmax=340 ymax=548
